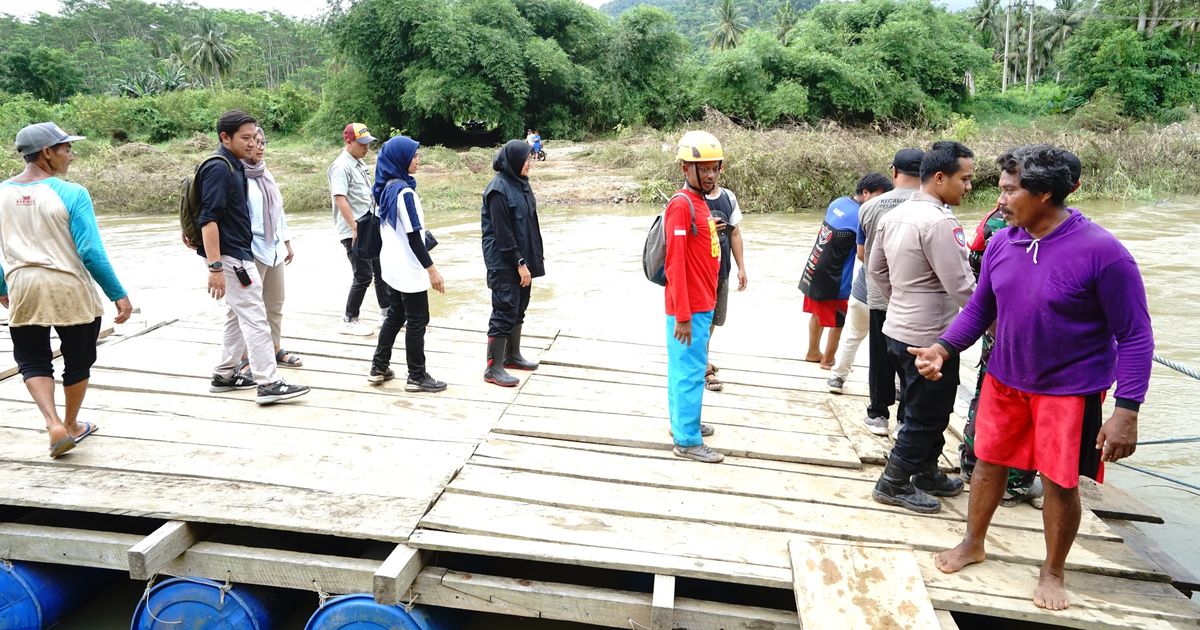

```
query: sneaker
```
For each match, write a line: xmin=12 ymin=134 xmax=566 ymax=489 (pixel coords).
xmin=872 ymin=477 xmax=941 ymax=514
xmin=863 ymin=415 xmax=889 ymax=437
xmin=1002 ymin=476 xmax=1044 ymax=508
xmin=256 ymin=381 xmax=310 ymax=405
xmin=210 ymin=372 xmax=256 ymax=393
xmin=912 ymin=470 xmax=965 ymax=497
xmin=406 ymin=373 xmax=447 ymax=393
xmin=827 ymin=376 xmax=844 ymax=394
xmin=367 ymin=366 xmax=395 ymax=384
xmin=340 ymin=317 xmax=373 ymax=337
xmin=672 ymin=444 xmax=725 ymax=463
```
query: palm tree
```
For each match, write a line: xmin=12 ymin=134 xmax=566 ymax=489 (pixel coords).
xmin=709 ymin=0 xmax=748 ymax=51
xmin=774 ymin=0 xmax=799 ymax=44
xmin=967 ymin=0 xmax=1005 ymax=49
xmin=187 ymin=14 xmax=237 ymax=89
xmin=1038 ymin=0 xmax=1091 ymax=57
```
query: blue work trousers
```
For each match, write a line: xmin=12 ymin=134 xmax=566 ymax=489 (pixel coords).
xmin=666 ymin=311 xmax=713 ymax=447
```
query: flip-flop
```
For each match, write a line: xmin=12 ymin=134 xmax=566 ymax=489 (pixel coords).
xmin=49 ymin=435 xmax=75 ymax=459
xmin=704 ymin=372 xmax=724 ymax=392
xmin=72 ymin=421 xmax=99 ymax=445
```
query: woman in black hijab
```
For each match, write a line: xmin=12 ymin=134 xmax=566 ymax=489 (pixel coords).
xmin=481 ymin=140 xmax=544 ymax=387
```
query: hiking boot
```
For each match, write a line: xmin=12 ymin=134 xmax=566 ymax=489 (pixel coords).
xmin=340 ymin=317 xmax=373 ymax=337
xmin=672 ymin=444 xmax=725 ymax=464
xmin=406 ymin=373 xmax=447 ymax=393
xmin=484 ymin=336 xmax=520 ymax=387
xmin=912 ymin=470 xmax=965 ymax=497
xmin=503 ymin=324 xmax=539 ymax=371
xmin=863 ymin=415 xmax=889 ymax=437
xmin=665 ymin=424 xmax=715 ymax=439
xmin=256 ymin=381 xmax=310 ymax=405
xmin=210 ymin=372 xmax=257 ymax=393
xmin=827 ymin=376 xmax=844 ymax=394
xmin=872 ymin=478 xmax=942 ymax=514
xmin=367 ymin=366 xmax=395 ymax=384
xmin=872 ymin=460 xmax=942 ymax=513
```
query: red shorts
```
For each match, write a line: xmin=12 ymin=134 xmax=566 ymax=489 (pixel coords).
xmin=974 ymin=374 xmax=1105 ymax=489
xmin=802 ymin=297 xmax=848 ymax=328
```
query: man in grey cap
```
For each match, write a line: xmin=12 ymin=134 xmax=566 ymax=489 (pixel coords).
xmin=853 ymin=148 xmax=925 ymax=437
xmin=1 ymin=123 xmax=132 ymax=457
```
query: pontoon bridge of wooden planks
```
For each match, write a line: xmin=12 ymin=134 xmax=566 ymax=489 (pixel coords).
xmin=0 ymin=313 xmax=1198 ymax=629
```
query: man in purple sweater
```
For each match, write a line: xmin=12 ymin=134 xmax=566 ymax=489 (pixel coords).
xmin=907 ymin=145 xmax=1152 ymax=611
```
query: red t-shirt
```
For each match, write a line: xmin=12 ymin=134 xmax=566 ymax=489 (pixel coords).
xmin=664 ymin=188 xmax=720 ymax=322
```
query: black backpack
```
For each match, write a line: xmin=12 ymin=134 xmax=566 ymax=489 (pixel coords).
xmin=179 ymin=154 xmax=235 ymax=250
xmin=642 ymin=193 xmax=696 ymax=286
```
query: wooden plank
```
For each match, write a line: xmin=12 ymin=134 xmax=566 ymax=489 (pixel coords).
xmin=494 ymin=411 xmax=862 ymax=468
xmin=827 ymin=396 xmax=889 ymax=465
xmin=788 ymin=537 xmax=941 ymax=630
xmin=916 ymin=554 xmax=1200 ymax=624
xmin=128 ymin=520 xmax=210 ymax=580
xmin=650 ymin=574 xmax=675 ymax=630
xmin=1080 ymin=477 xmax=1165 ymax=524
xmin=470 ymin=439 xmax=1119 ymax=541
xmin=0 ymin=523 xmax=138 ymax=570
xmin=0 ymin=426 xmax=463 ymax=501
xmin=418 ymin=492 xmax=1164 ymax=581
xmin=409 ymin=528 xmax=1192 ymax=630
xmin=1106 ymin=519 xmax=1200 ymax=594
xmin=0 ymin=463 xmax=426 ymax=542
xmin=162 ymin=541 xmax=376 ymax=595
xmin=414 ymin=568 xmax=802 ymax=630
xmin=538 ymin=361 xmax=870 ymax=400
xmin=0 ymin=385 xmax=496 ymax=445
xmin=373 ymin=544 xmax=428 ymax=605
xmin=523 ymin=373 xmax=830 ymax=418
xmin=936 ymin=610 xmax=959 ymax=630
xmin=408 ymin=529 xmax=792 ymax=589
xmin=507 ymin=399 xmax=843 ymax=436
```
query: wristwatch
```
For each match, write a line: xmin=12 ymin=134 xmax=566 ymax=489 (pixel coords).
xmin=517 ymin=258 xmax=527 ymax=268
xmin=207 ymin=261 xmax=223 ymax=272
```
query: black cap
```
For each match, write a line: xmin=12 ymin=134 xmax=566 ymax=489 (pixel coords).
xmin=892 ymin=148 xmax=924 ymax=177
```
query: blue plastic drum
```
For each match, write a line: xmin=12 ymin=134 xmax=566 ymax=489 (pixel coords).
xmin=0 ymin=561 xmax=109 ymax=630
xmin=130 ymin=577 xmax=282 ymax=630
xmin=304 ymin=594 xmax=462 ymax=630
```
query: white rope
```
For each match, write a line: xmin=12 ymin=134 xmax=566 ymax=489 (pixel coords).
xmin=138 ymin=574 xmax=182 ymax=626
xmin=403 ymin=589 xmax=419 ymax=613
xmin=313 ymin=580 xmax=332 ymax=608
xmin=627 ymin=618 xmax=650 ymax=629
xmin=218 ymin=574 xmax=232 ymax=607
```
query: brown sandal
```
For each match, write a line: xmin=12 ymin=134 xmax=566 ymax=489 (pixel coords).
xmin=704 ymin=371 xmax=724 ymax=392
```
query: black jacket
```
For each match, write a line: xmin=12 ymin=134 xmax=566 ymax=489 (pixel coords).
xmin=481 ymin=142 xmax=544 ymax=277
xmin=195 ymin=144 xmax=253 ymax=261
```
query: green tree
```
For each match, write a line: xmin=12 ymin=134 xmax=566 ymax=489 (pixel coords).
xmin=187 ymin=15 xmax=238 ymax=88
xmin=0 ymin=46 xmax=84 ymax=102
xmin=709 ymin=0 xmax=748 ymax=51
xmin=967 ymin=0 xmax=1005 ymax=49
xmin=774 ymin=0 xmax=800 ymax=43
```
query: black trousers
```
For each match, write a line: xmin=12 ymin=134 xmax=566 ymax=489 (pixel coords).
xmin=868 ymin=309 xmax=901 ymax=420
xmin=11 ymin=317 xmax=102 ymax=386
xmin=373 ymin=288 xmax=429 ymax=378
xmin=341 ymin=238 xmax=390 ymax=319
xmin=487 ymin=269 xmax=531 ymax=337
xmin=885 ymin=334 xmax=960 ymax=476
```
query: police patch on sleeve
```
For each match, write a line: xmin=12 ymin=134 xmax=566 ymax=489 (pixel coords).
xmin=953 ymin=226 xmax=967 ymax=247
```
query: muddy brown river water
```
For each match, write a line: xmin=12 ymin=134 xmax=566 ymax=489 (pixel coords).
xmin=51 ymin=194 xmax=1200 ymax=626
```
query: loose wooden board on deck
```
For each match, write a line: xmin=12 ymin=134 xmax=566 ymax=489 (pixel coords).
xmin=788 ymin=537 xmax=941 ymax=630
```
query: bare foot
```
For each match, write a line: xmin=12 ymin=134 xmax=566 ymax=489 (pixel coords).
xmin=1034 ymin=570 xmax=1069 ymax=610
xmin=805 ymin=353 xmax=822 ymax=363
xmin=47 ymin=424 xmax=69 ymax=446
xmin=819 ymin=363 xmax=833 ymax=370
xmin=934 ymin=541 xmax=985 ymax=574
